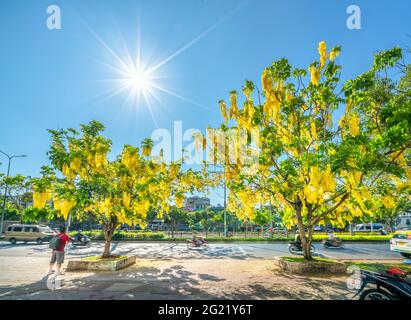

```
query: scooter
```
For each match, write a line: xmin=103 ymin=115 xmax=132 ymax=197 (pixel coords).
xmin=70 ymin=234 xmax=92 ymax=248
xmin=288 ymin=242 xmax=315 ymax=255
xmin=322 ymin=238 xmax=345 ymax=249
xmin=186 ymin=238 xmax=209 ymax=249
xmin=353 ymin=267 xmax=411 ymax=300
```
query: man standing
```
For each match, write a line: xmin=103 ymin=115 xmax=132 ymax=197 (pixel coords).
xmin=48 ymin=226 xmax=69 ymax=276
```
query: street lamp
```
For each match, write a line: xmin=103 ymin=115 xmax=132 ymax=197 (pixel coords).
xmin=0 ymin=150 xmax=27 ymax=236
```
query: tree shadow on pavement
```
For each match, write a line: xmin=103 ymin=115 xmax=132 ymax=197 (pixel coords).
xmin=0 ymin=261 xmax=352 ymax=300
xmin=0 ymin=263 xmax=225 ymax=300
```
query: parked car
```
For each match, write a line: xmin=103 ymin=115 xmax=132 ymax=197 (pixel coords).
xmin=177 ymin=224 xmax=190 ymax=231
xmin=4 ymin=224 xmax=55 ymax=244
xmin=148 ymin=220 xmax=165 ymax=231
xmin=390 ymin=227 xmax=411 ymax=258
xmin=353 ymin=223 xmax=385 ymax=233
xmin=313 ymin=225 xmax=325 ymax=232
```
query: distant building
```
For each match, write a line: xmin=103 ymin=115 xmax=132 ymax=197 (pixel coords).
xmin=210 ymin=204 xmax=223 ymax=213
xmin=184 ymin=196 xmax=210 ymax=211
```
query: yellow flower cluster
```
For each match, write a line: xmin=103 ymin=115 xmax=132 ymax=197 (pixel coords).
xmin=229 ymin=91 xmax=238 ymax=119
xmin=219 ymin=100 xmax=228 ymax=124
xmin=339 ymin=112 xmax=361 ymax=137
xmin=341 ymin=170 xmax=362 ymax=191
xmin=97 ymin=197 xmax=113 ymax=216
xmin=301 ymin=165 xmax=336 ymax=204
xmin=142 ymin=146 xmax=152 ymax=157
xmin=122 ymin=192 xmax=131 ymax=209
xmin=348 ymin=113 xmax=360 ymax=137
xmin=310 ymin=120 xmax=318 ymax=140
xmin=169 ymin=163 xmax=180 ymax=179
xmin=33 ymin=191 xmax=51 ymax=209
xmin=54 ymin=197 xmax=76 ymax=219
xmin=122 ymin=149 xmax=139 ymax=171
xmin=318 ymin=41 xmax=327 ymax=69
xmin=175 ymin=195 xmax=184 ymax=208
xmin=231 ymin=189 xmax=260 ymax=221
xmin=308 ymin=41 xmax=329 ymax=86
xmin=309 ymin=65 xmax=321 ymax=86
xmin=62 ymin=164 xmax=76 ymax=181
xmin=94 ymin=153 xmax=107 ymax=169
xmin=381 ymin=194 xmax=395 ymax=209
xmin=263 ymin=84 xmax=282 ymax=125
xmin=329 ymin=47 xmax=340 ymax=62
xmin=132 ymin=199 xmax=150 ymax=216
xmin=85 ymin=152 xmax=108 ymax=173
xmin=70 ymin=157 xmax=82 ymax=172
xmin=193 ymin=132 xmax=206 ymax=152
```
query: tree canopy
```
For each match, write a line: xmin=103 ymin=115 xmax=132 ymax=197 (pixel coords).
xmin=208 ymin=42 xmax=411 ymax=259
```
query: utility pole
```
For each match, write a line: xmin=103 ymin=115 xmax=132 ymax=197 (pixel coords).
xmin=223 ymin=165 xmax=227 ymax=237
xmin=209 ymin=164 xmax=228 ymax=237
xmin=0 ymin=151 xmax=27 ymax=236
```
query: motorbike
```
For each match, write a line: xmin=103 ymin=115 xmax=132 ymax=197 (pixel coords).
xmin=186 ymin=238 xmax=209 ymax=249
xmin=288 ymin=242 xmax=315 ymax=255
xmin=322 ymin=238 xmax=345 ymax=249
xmin=70 ymin=234 xmax=92 ymax=248
xmin=353 ymin=267 xmax=411 ymax=300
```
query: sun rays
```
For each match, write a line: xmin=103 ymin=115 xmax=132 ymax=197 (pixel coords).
xmin=82 ymin=2 xmax=247 ymax=126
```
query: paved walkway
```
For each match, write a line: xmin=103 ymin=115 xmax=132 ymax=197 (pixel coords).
xmin=0 ymin=258 xmax=352 ymax=300
xmin=0 ymin=241 xmax=401 ymax=300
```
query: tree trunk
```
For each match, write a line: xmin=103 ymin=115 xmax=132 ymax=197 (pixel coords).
xmin=295 ymin=203 xmax=313 ymax=260
xmin=102 ymin=219 xmax=117 ymax=258
xmin=171 ymin=223 xmax=175 ymax=238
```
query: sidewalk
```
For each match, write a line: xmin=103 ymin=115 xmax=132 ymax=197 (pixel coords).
xmin=0 ymin=257 xmax=352 ymax=300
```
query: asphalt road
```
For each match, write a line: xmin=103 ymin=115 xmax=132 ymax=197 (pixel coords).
xmin=0 ymin=241 xmax=402 ymax=261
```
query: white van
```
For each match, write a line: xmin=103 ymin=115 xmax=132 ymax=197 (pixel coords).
xmin=396 ymin=216 xmax=411 ymax=230
xmin=4 ymin=224 xmax=55 ymax=244
xmin=353 ymin=223 xmax=385 ymax=233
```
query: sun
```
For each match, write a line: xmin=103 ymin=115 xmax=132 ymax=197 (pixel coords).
xmin=126 ymin=68 xmax=149 ymax=92
xmin=86 ymin=13 xmax=236 ymax=125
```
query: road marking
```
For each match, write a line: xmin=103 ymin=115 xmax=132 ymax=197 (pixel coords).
xmin=104 ymin=283 xmax=145 ymax=292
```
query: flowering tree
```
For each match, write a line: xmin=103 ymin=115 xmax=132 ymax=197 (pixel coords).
xmin=32 ymin=121 xmax=211 ymax=258
xmin=212 ymin=42 xmax=411 ymax=259
xmin=0 ymin=174 xmax=32 ymax=222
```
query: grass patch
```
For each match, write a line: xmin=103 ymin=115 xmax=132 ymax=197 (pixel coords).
xmin=281 ymin=256 xmax=338 ymax=263
xmin=312 ymin=234 xmax=391 ymax=242
xmin=346 ymin=261 xmax=411 ymax=273
xmin=68 ymin=230 xmax=391 ymax=242
xmin=81 ymin=255 xmax=127 ymax=262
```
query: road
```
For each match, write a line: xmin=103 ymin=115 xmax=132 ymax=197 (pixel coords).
xmin=0 ymin=241 xmax=402 ymax=261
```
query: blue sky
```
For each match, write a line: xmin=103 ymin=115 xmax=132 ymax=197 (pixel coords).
xmin=1 ymin=0 xmax=410 ymax=206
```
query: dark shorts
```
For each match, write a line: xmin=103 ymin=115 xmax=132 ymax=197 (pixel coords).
xmin=50 ymin=250 xmax=65 ymax=264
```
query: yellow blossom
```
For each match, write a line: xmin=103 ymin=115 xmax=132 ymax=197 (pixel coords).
xmin=318 ymin=41 xmax=327 ymax=69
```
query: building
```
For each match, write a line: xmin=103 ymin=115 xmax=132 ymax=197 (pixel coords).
xmin=183 ymin=196 xmax=210 ymax=211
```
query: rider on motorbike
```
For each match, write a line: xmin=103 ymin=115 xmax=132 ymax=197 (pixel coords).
xmin=326 ymin=230 xmax=342 ymax=247
xmin=73 ymin=230 xmax=85 ymax=242
xmin=192 ymin=232 xmax=206 ymax=246
xmin=294 ymin=232 xmax=302 ymax=248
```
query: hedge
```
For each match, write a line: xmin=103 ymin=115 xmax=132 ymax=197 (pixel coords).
xmin=68 ymin=230 xmax=391 ymax=242
xmin=69 ymin=230 xmax=165 ymax=241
